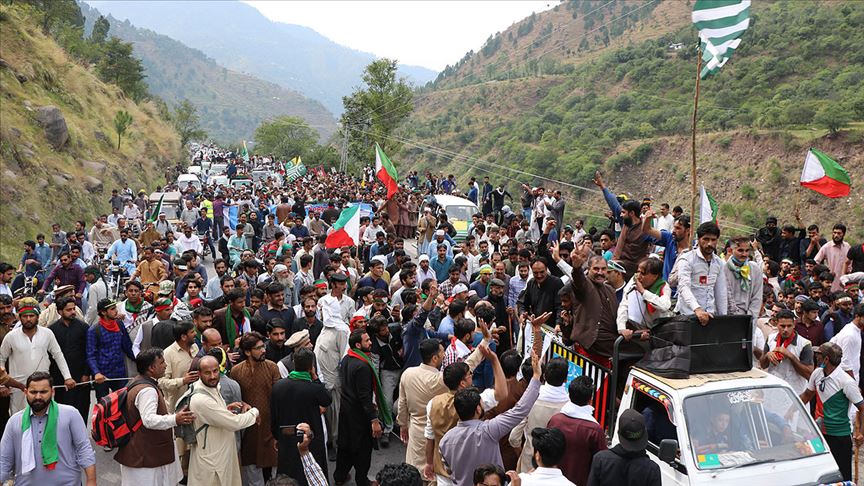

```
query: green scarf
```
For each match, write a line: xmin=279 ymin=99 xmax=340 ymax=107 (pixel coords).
xmin=288 ymin=371 xmax=312 ymax=382
xmin=224 ymin=307 xmax=252 ymax=347
xmin=22 ymin=399 xmax=59 ymax=470
xmin=725 ymin=256 xmax=752 ymax=291
xmin=346 ymin=348 xmax=393 ymax=427
xmin=125 ymin=299 xmax=143 ymax=315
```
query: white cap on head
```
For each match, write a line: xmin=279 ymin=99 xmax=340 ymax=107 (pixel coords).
xmin=418 ymin=254 xmax=430 ymax=262
xmin=435 ymin=229 xmax=445 ymax=236
xmin=452 ymin=283 xmax=469 ymax=294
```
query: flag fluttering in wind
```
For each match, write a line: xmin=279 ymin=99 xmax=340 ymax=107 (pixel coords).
xmin=375 ymin=143 xmax=399 ymax=200
xmin=284 ymin=157 xmax=307 ymax=182
xmin=147 ymin=193 xmax=165 ymax=223
xmin=700 ymin=185 xmax=718 ymax=224
xmin=241 ymin=140 xmax=250 ymax=162
xmin=692 ymin=0 xmax=751 ymax=79
xmin=325 ymin=205 xmax=361 ymax=249
xmin=800 ymin=148 xmax=851 ymax=198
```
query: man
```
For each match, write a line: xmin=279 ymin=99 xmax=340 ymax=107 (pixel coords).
xmin=48 ymin=296 xmax=91 ymax=422
xmin=0 ymin=372 xmax=96 ymax=486
xmin=723 ymin=235 xmax=764 ymax=325
xmin=759 ymin=309 xmax=814 ymax=395
xmin=37 ymin=285 xmax=83 ymax=328
xmin=642 ymin=211 xmax=691 ymax=281
xmin=815 ymin=223 xmax=851 ymax=292
xmin=424 ymin=347 xmax=505 ymax=485
xmin=757 ymin=216 xmax=781 ymax=262
xmin=796 ymin=299 xmax=826 ymax=347
xmin=213 ymin=288 xmax=252 ymax=350
xmin=293 ymin=297 xmax=324 ymax=346
xmin=131 ymin=246 xmax=168 ymax=290
xmin=510 ymin=358 xmax=570 ymax=473
xmin=87 ymin=299 xmax=134 ymax=401
xmin=829 ymin=303 xmax=864 ymax=384
xmin=188 ymin=356 xmax=259 ymax=486
xmin=175 ymin=226 xmax=204 ymax=257
xmin=586 ymin=409 xmax=661 ymax=486
xmin=418 ymin=208 xmax=437 ymax=256
xmin=106 ymin=228 xmax=139 ymax=275
xmin=547 ymin=376 xmax=607 ymax=486
xmin=270 ymin=347 xmax=330 ymax=485
xmin=439 ymin=351 xmax=541 ymax=486
xmin=427 ymin=230 xmax=453 ymax=260
xmin=116 ymin=348 xmax=194 ymax=485
xmin=516 ymin=428 xmax=576 ymax=486
xmin=228 ymin=226 xmax=249 ymax=267
xmin=470 ymin=264 xmax=493 ymax=299
xmin=230 ymin=331 xmax=281 ymax=486
xmin=358 ymin=259 xmax=389 ymax=291
xmin=159 ymin=321 xmax=200 ymax=413
xmin=314 ymin=274 xmax=352 ymax=456
xmin=133 ymin=297 xmax=175 ymax=355
xmin=264 ymin=319 xmax=291 ymax=363
xmin=83 ymin=266 xmax=108 ymax=324
xmin=518 ymin=258 xmax=563 ymax=329
xmin=204 ymin=258 xmax=229 ymax=301
xmin=39 ymin=252 xmax=85 ymax=302
xmin=799 ymin=343 xmax=864 ymax=481
xmin=508 ymin=262 xmax=530 ymax=309
xmin=253 ymin=282 xmax=296 ymax=336
xmin=335 ymin=330 xmax=390 ymax=486
xmin=119 ymin=280 xmax=154 ymax=346
xmin=0 ymin=300 xmax=75 ymax=412
xmin=674 ymin=222 xmax=728 ymax=326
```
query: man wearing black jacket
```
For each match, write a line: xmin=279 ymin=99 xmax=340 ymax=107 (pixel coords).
xmin=517 ymin=258 xmax=563 ymax=329
xmin=49 ymin=296 xmax=91 ymax=422
xmin=587 ymin=409 xmax=660 ymax=486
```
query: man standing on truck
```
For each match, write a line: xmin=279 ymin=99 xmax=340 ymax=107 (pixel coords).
xmin=759 ymin=309 xmax=814 ymax=395
xmin=799 ymin=342 xmax=864 ymax=481
xmin=674 ymin=222 xmax=728 ymax=326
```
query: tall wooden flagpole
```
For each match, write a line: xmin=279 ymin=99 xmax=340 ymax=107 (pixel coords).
xmin=690 ymin=48 xmax=703 ymax=243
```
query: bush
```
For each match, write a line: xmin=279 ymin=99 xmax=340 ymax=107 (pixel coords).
xmin=740 ymin=184 xmax=757 ymax=200
xmin=716 ymin=135 xmax=732 ymax=149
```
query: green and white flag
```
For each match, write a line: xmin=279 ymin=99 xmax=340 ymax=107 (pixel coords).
xmin=284 ymin=161 xmax=307 ymax=182
xmin=241 ymin=140 xmax=250 ymax=162
xmin=692 ymin=0 xmax=750 ymax=79
xmin=147 ymin=193 xmax=165 ymax=223
xmin=700 ymin=185 xmax=718 ymax=224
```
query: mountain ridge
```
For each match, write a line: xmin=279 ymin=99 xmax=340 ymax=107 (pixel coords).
xmin=83 ymin=0 xmax=438 ymax=115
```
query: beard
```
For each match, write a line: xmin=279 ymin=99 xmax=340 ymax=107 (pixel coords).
xmin=277 ymin=276 xmax=293 ymax=287
xmin=28 ymin=398 xmax=49 ymax=413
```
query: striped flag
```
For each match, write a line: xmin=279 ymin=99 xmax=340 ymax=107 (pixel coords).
xmin=692 ymin=0 xmax=750 ymax=79
xmin=800 ymin=148 xmax=851 ymax=198
xmin=375 ymin=143 xmax=399 ymax=200
xmin=325 ymin=205 xmax=360 ymax=249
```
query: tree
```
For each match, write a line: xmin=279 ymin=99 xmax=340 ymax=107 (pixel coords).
xmin=172 ymin=99 xmax=207 ymax=147
xmin=253 ymin=116 xmax=320 ymax=160
xmin=814 ymin=103 xmax=852 ymax=136
xmin=97 ymin=37 xmax=148 ymax=102
xmin=21 ymin=0 xmax=83 ymax=34
xmin=91 ymin=15 xmax=110 ymax=44
xmin=340 ymin=58 xmax=413 ymax=169
xmin=113 ymin=110 xmax=133 ymax=149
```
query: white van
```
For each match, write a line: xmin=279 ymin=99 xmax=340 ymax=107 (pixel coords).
xmin=614 ymin=367 xmax=843 ymax=485
xmin=187 ymin=165 xmax=202 ymax=176
xmin=176 ymin=173 xmax=201 ymax=190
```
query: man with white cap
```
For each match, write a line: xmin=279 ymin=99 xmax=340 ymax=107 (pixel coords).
xmin=426 ymin=230 xmax=452 ymax=259
xmin=416 ymin=254 xmax=435 ymax=284
xmin=315 ymin=273 xmax=353 ymax=453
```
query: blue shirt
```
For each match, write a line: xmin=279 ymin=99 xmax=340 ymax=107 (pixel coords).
xmin=357 ymin=276 xmax=389 ymax=291
xmin=106 ymin=238 xmax=137 ymax=265
xmin=653 ymin=230 xmax=678 ymax=281
xmin=430 ymin=256 xmax=454 ymax=282
xmin=33 ymin=243 xmax=52 ymax=269
xmin=86 ymin=323 xmax=133 ymax=378
xmin=469 ymin=280 xmax=488 ymax=299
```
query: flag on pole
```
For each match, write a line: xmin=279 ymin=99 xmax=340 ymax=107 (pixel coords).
xmin=700 ymin=185 xmax=718 ymax=224
xmin=800 ymin=148 xmax=851 ymax=198
xmin=692 ymin=0 xmax=751 ymax=79
xmin=241 ymin=140 xmax=250 ymax=162
xmin=147 ymin=193 xmax=165 ymax=223
xmin=375 ymin=143 xmax=399 ymax=200
xmin=325 ymin=205 xmax=361 ymax=249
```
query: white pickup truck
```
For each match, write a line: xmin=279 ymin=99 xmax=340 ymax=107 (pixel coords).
xmin=612 ymin=367 xmax=844 ymax=486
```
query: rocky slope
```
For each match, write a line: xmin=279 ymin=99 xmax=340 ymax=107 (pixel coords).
xmin=0 ymin=4 xmax=182 ymax=261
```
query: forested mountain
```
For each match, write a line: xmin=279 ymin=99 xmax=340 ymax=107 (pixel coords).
xmin=400 ymin=0 xmax=864 ymax=237
xmin=79 ymin=2 xmax=336 ymax=142
xmin=82 ymin=0 xmax=438 ymax=115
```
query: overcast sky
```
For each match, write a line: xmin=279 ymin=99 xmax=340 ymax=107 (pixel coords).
xmin=244 ymin=1 xmax=554 ymax=71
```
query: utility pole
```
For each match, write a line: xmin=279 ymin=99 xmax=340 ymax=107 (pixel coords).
xmin=339 ymin=124 xmax=349 ymax=173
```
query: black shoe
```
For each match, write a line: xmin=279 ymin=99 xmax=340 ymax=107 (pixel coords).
xmin=179 ymin=476 xmax=188 ymax=485
xmin=380 ymin=435 xmax=390 ymax=448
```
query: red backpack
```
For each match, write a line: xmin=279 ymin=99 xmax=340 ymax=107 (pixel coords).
xmin=90 ymin=378 xmax=151 ymax=448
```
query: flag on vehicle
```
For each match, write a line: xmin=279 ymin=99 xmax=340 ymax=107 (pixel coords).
xmin=325 ymin=205 xmax=360 ymax=249
xmin=375 ymin=143 xmax=399 ymax=199
xmin=692 ymin=0 xmax=750 ymax=79
xmin=241 ymin=140 xmax=250 ymax=162
xmin=700 ymin=185 xmax=718 ymax=224
xmin=147 ymin=193 xmax=165 ymax=223
xmin=800 ymin=148 xmax=851 ymax=198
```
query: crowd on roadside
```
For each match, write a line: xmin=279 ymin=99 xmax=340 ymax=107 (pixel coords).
xmin=0 ymin=143 xmax=863 ymax=486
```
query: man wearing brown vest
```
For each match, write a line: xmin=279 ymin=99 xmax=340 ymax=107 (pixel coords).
xmin=422 ymin=345 xmax=506 ymax=485
xmin=115 ymin=347 xmax=196 ymax=485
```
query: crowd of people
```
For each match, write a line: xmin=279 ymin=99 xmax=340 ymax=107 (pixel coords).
xmin=0 ymin=144 xmax=863 ymax=486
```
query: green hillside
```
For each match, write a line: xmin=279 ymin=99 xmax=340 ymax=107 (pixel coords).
xmin=79 ymin=3 xmax=337 ymax=143
xmin=0 ymin=3 xmax=182 ymax=261
xmin=400 ymin=0 xmax=864 ymax=236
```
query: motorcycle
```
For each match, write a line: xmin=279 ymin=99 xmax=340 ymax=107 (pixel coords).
xmin=197 ymin=231 xmax=211 ymax=259
xmin=105 ymin=260 xmax=129 ymax=300
xmin=12 ymin=271 xmax=43 ymax=301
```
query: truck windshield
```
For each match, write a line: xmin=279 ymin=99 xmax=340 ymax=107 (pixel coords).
xmin=684 ymin=387 xmax=825 ymax=470
xmin=442 ymin=205 xmax=474 ymax=222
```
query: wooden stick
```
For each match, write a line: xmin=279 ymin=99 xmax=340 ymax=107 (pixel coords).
xmin=855 ymin=410 xmax=860 ymax=485
xmin=690 ymin=48 xmax=703 ymax=244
